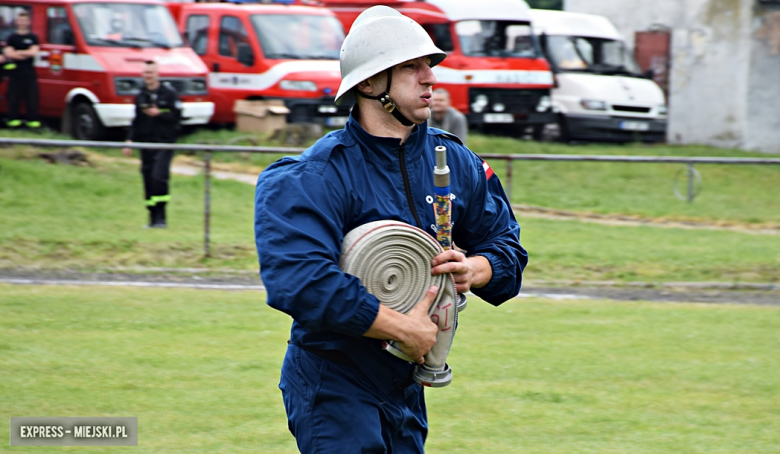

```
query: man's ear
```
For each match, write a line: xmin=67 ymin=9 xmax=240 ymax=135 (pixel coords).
xmin=356 ymin=79 xmax=373 ymax=96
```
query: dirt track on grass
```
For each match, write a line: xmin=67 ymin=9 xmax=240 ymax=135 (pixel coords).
xmin=1 ymin=269 xmax=777 ymax=306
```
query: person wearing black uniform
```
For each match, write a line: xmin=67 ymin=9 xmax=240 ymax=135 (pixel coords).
xmin=4 ymin=11 xmax=40 ymax=129
xmin=122 ymin=61 xmax=182 ymax=228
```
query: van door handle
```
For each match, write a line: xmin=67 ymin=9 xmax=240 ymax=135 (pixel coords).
xmin=212 ymin=62 xmax=220 ymax=72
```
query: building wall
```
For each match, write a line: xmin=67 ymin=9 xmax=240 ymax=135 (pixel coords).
xmin=564 ymin=0 xmax=780 ymax=153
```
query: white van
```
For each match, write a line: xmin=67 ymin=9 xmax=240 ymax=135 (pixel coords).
xmin=530 ymin=9 xmax=667 ymax=142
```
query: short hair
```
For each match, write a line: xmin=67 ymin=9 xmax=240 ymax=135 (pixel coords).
xmin=433 ymin=88 xmax=450 ymax=99
xmin=17 ymin=11 xmax=29 ymax=19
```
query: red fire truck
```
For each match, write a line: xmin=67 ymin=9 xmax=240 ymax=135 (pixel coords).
xmin=0 ymin=0 xmax=214 ymax=140
xmin=322 ymin=0 xmax=556 ymax=133
xmin=169 ymin=1 xmax=350 ymax=126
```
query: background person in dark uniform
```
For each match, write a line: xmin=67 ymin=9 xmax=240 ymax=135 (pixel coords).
xmin=4 ymin=11 xmax=40 ymax=129
xmin=122 ymin=61 xmax=182 ymax=228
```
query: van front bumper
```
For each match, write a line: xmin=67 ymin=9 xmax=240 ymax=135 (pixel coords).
xmin=563 ymin=114 xmax=667 ymax=142
xmin=466 ymin=111 xmax=557 ymax=126
xmin=93 ymin=102 xmax=215 ymax=128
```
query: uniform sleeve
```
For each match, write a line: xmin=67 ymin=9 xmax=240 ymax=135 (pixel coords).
xmin=156 ymin=88 xmax=181 ymax=125
xmin=454 ymin=153 xmax=527 ymax=306
xmin=31 ymin=34 xmax=40 ymax=46
xmin=255 ymin=159 xmax=381 ymax=336
xmin=126 ymin=94 xmax=141 ymax=141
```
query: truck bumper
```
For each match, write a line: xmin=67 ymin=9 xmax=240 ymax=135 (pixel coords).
xmin=466 ymin=111 xmax=557 ymax=126
xmin=278 ymin=98 xmax=352 ymax=127
xmin=93 ymin=102 xmax=215 ymax=128
xmin=563 ymin=114 xmax=667 ymax=142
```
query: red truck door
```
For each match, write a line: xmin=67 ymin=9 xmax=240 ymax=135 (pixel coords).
xmin=38 ymin=4 xmax=79 ymax=117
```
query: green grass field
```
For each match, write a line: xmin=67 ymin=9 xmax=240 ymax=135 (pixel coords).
xmin=13 ymin=126 xmax=780 ymax=225
xmin=1 ymin=285 xmax=778 ymax=453
xmin=1 ymin=149 xmax=779 ymax=282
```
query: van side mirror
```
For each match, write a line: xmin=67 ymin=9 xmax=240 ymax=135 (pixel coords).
xmin=644 ymin=68 xmax=655 ymax=80
xmin=237 ymin=43 xmax=254 ymax=67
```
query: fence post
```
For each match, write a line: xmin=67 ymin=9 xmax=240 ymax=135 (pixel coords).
xmin=204 ymin=150 xmax=212 ymax=258
xmin=505 ymin=159 xmax=513 ymax=202
xmin=687 ymin=163 xmax=694 ymax=203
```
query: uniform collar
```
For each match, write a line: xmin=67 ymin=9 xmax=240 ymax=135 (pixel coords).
xmin=345 ymin=108 xmax=428 ymax=167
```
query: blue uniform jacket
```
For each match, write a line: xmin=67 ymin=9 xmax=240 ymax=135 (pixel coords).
xmin=255 ymin=113 xmax=528 ymax=391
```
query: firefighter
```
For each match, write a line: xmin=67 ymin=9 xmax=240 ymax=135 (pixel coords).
xmin=254 ymin=6 xmax=527 ymax=453
xmin=122 ymin=60 xmax=182 ymax=228
xmin=4 ymin=11 xmax=40 ymax=129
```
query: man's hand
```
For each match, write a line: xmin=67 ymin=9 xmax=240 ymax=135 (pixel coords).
xmin=395 ymin=286 xmax=439 ymax=364
xmin=431 ymin=250 xmax=492 ymax=294
xmin=122 ymin=141 xmax=132 ymax=157
xmin=363 ymin=286 xmax=439 ymax=364
xmin=143 ymin=106 xmax=160 ymax=117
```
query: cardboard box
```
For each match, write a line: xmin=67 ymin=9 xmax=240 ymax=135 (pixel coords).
xmin=233 ymin=100 xmax=290 ymax=133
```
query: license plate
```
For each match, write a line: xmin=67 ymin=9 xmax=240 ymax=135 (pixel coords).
xmin=325 ymin=116 xmax=348 ymax=127
xmin=619 ymin=121 xmax=650 ymax=131
xmin=483 ymin=113 xmax=514 ymax=124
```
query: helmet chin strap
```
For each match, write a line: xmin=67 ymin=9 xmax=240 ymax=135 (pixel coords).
xmin=356 ymin=69 xmax=414 ymax=127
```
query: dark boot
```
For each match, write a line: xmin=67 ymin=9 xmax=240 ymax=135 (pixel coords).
xmin=144 ymin=206 xmax=155 ymax=228
xmin=152 ymin=203 xmax=167 ymax=228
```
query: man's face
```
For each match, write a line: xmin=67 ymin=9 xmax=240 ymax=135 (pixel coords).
xmin=431 ymin=92 xmax=450 ymax=116
xmin=370 ymin=56 xmax=437 ymax=125
xmin=142 ymin=64 xmax=159 ymax=87
xmin=16 ymin=15 xmax=30 ymax=30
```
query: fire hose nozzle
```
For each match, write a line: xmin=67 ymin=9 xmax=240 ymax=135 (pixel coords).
xmin=434 ymin=145 xmax=449 ymax=187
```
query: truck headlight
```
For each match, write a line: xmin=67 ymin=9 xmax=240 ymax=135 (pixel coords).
xmin=188 ymin=78 xmax=207 ymax=95
xmin=580 ymin=99 xmax=608 ymax=111
xmin=536 ymin=95 xmax=552 ymax=112
xmin=280 ymin=80 xmax=318 ymax=91
xmin=114 ymin=77 xmax=143 ymax=95
xmin=318 ymin=105 xmax=338 ymax=114
xmin=472 ymin=94 xmax=489 ymax=113
xmin=658 ymin=105 xmax=668 ymax=116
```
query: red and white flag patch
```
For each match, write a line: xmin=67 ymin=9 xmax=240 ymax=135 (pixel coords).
xmin=482 ymin=160 xmax=494 ymax=180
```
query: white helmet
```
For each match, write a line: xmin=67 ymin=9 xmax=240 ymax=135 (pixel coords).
xmin=335 ymin=6 xmax=447 ymax=111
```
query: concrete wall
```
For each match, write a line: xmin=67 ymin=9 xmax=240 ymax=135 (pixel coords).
xmin=564 ymin=0 xmax=780 ymax=153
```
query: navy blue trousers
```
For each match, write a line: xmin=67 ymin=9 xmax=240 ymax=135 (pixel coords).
xmin=280 ymin=344 xmax=428 ymax=453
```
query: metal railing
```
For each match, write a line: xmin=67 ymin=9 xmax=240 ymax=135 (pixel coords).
xmin=3 ymin=137 xmax=780 ymax=257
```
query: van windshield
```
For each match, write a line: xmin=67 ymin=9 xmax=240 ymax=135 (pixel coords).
xmin=250 ymin=14 xmax=344 ymax=60
xmin=72 ymin=3 xmax=183 ymax=49
xmin=455 ymin=20 xmax=538 ymax=58
xmin=545 ymin=35 xmax=642 ymax=76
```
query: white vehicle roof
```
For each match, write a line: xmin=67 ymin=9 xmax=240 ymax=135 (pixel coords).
xmin=529 ymin=9 xmax=623 ymax=41
xmin=425 ymin=0 xmax=532 ymax=22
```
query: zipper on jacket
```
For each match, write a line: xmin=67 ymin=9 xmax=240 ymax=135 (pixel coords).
xmin=399 ymin=144 xmax=422 ymax=228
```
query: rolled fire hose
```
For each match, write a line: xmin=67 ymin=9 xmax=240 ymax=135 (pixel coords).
xmin=340 ymin=220 xmax=459 ymax=387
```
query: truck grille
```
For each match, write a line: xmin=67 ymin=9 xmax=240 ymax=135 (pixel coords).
xmin=469 ymin=88 xmax=547 ymax=114
xmin=161 ymin=79 xmax=187 ymax=94
xmin=612 ymin=105 xmax=652 ymax=113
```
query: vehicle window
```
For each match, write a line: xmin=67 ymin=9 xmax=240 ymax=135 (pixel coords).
xmin=0 ymin=5 xmax=31 ymax=44
xmin=219 ymin=16 xmax=249 ymax=58
xmin=72 ymin=3 xmax=183 ymax=48
xmin=250 ymin=14 xmax=344 ymax=59
xmin=423 ymin=23 xmax=453 ymax=52
xmin=545 ymin=36 xmax=586 ymax=69
xmin=545 ymin=35 xmax=642 ymax=76
xmin=574 ymin=38 xmax=593 ymax=64
xmin=185 ymin=14 xmax=208 ymax=55
xmin=455 ymin=20 xmax=538 ymax=58
xmin=47 ymin=7 xmax=74 ymax=45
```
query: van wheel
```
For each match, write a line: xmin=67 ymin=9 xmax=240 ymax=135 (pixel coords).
xmin=73 ymin=102 xmax=105 ymax=141
xmin=557 ymin=114 xmax=572 ymax=143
